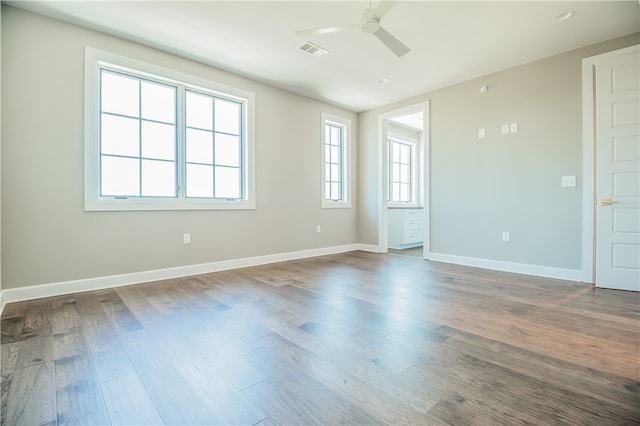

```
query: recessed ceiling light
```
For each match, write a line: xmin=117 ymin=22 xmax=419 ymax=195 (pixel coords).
xmin=377 ymin=78 xmax=390 ymax=84
xmin=552 ymin=10 xmax=575 ymax=22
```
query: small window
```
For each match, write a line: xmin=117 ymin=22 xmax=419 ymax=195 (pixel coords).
xmin=321 ymin=113 xmax=351 ymax=208
xmin=85 ymin=47 xmax=255 ymax=211
xmin=388 ymin=137 xmax=416 ymax=204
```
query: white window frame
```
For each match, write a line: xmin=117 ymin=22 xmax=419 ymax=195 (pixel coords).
xmin=387 ymin=133 xmax=419 ymax=207
xmin=321 ymin=113 xmax=351 ymax=209
xmin=84 ymin=47 xmax=255 ymax=211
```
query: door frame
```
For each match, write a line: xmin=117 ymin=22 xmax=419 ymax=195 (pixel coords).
xmin=581 ymin=44 xmax=639 ymax=284
xmin=377 ymin=101 xmax=430 ymax=257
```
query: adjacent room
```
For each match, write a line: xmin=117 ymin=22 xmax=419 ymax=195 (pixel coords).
xmin=1 ymin=1 xmax=639 ymax=424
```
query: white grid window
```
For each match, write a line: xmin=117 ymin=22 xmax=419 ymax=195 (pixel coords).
xmin=389 ymin=138 xmax=414 ymax=203
xmin=321 ymin=113 xmax=351 ymax=208
xmin=100 ymin=70 xmax=178 ymax=198
xmin=185 ymin=90 xmax=243 ymax=199
xmin=324 ymin=123 xmax=343 ymax=201
xmin=85 ymin=47 xmax=255 ymax=211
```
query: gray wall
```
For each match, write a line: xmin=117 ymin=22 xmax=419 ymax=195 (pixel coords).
xmin=359 ymin=33 xmax=639 ymax=270
xmin=1 ymin=6 xmax=358 ymax=289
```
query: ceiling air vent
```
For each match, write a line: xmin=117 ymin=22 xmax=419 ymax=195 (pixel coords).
xmin=299 ymin=41 xmax=329 ymax=56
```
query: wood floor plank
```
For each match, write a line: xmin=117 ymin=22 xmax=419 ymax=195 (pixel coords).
xmin=230 ymin=301 xmax=445 ymax=416
xmin=404 ymin=345 xmax=640 ymax=424
xmin=116 ymin=328 xmax=219 ymax=425
xmin=99 ymin=374 xmax=163 ymax=425
xmin=1 ymin=343 xmax=21 ymax=424
xmin=79 ymin=314 xmax=136 ymax=383
xmin=256 ymin=332 xmax=437 ymax=425
xmin=438 ymin=324 xmax=640 ymax=413
xmin=52 ymin=297 xmax=82 ymax=334
xmin=15 ymin=326 xmax=53 ymax=370
xmin=243 ymin=347 xmax=385 ymax=425
xmin=54 ymin=352 xmax=105 ymax=424
xmin=3 ymin=361 xmax=56 ymax=426
xmin=116 ymin=285 xmax=266 ymax=425
xmin=1 ymin=317 xmax=24 ymax=344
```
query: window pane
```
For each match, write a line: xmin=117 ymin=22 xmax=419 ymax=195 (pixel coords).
xmin=330 ymin=146 xmax=340 ymax=162
xmin=101 ymin=156 xmax=139 ymax=196
xmin=215 ymin=166 xmax=240 ymax=198
xmin=392 ymin=182 xmax=400 ymax=201
xmin=101 ymin=71 xmax=139 ymax=117
xmin=215 ymin=99 xmax=240 ymax=135
xmin=400 ymin=183 xmax=410 ymax=201
xmin=400 ymin=145 xmax=410 ymax=164
xmin=142 ymin=160 xmax=175 ymax=197
xmin=215 ymin=134 xmax=240 ymax=167
xmin=186 ymin=164 xmax=213 ymax=198
xmin=401 ymin=164 xmax=409 ymax=182
xmin=142 ymin=121 xmax=175 ymax=161
xmin=392 ymin=163 xmax=400 ymax=181
xmin=330 ymin=126 xmax=341 ymax=144
xmin=330 ymin=164 xmax=340 ymax=181
xmin=186 ymin=91 xmax=213 ymax=130
xmin=186 ymin=128 xmax=213 ymax=164
xmin=330 ymin=183 xmax=340 ymax=199
xmin=141 ymin=81 xmax=175 ymax=123
xmin=324 ymin=125 xmax=331 ymax=144
xmin=101 ymin=114 xmax=139 ymax=157
xmin=325 ymin=164 xmax=332 ymax=181
xmin=325 ymin=183 xmax=332 ymax=200
xmin=392 ymin=142 xmax=400 ymax=159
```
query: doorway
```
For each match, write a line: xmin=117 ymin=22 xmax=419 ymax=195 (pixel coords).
xmin=378 ymin=102 xmax=430 ymax=258
xmin=582 ymin=45 xmax=639 ymax=291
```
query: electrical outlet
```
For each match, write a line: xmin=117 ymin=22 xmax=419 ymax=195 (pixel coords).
xmin=502 ymin=231 xmax=510 ymax=242
xmin=183 ymin=233 xmax=191 ymax=244
xmin=316 ymin=225 xmax=321 ymax=233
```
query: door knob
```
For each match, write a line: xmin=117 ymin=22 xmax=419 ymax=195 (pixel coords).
xmin=600 ymin=197 xmax=617 ymax=206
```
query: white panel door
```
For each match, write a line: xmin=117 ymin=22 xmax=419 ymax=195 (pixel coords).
xmin=595 ymin=46 xmax=640 ymax=291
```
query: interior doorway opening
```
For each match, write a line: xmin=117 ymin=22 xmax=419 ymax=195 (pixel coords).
xmin=378 ymin=102 xmax=430 ymax=259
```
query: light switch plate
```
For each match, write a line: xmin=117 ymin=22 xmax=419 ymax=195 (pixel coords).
xmin=501 ymin=124 xmax=509 ymax=135
xmin=478 ymin=128 xmax=486 ymax=138
xmin=510 ymin=122 xmax=518 ymax=133
xmin=562 ymin=176 xmax=577 ymax=187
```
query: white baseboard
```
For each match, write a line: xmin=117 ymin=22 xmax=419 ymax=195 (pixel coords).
xmin=0 ymin=245 xmax=584 ymax=314
xmin=428 ymin=252 xmax=583 ymax=282
xmin=1 ymin=244 xmax=363 ymax=311
xmin=355 ymin=243 xmax=386 ymax=253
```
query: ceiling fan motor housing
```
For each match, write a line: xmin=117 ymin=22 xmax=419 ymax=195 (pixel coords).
xmin=361 ymin=16 xmax=381 ymax=33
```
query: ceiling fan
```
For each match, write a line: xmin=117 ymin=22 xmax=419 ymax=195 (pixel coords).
xmin=294 ymin=0 xmax=410 ymax=58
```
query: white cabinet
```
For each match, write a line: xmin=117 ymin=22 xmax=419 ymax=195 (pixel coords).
xmin=388 ymin=208 xmax=423 ymax=249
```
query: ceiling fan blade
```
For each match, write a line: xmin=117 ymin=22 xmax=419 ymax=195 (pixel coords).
xmin=374 ymin=26 xmax=410 ymax=57
xmin=295 ymin=24 xmax=360 ymax=37
xmin=371 ymin=0 xmax=397 ymax=18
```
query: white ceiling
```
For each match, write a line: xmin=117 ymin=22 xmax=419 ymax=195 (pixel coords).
xmin=6 ymin=1 xmax=639 ymax=112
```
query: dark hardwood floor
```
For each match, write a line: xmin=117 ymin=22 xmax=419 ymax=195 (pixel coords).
xmin=1 ymin=251 xmax=639 ymax=425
